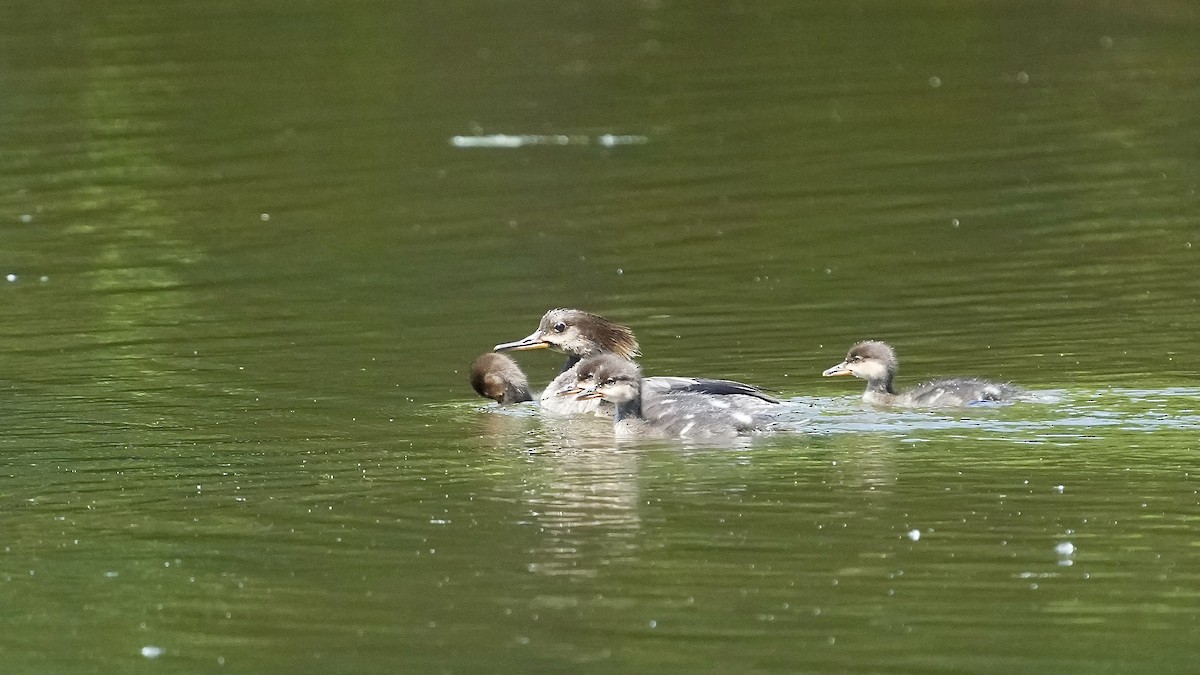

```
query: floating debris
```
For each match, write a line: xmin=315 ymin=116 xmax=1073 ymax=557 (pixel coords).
xmin=450 ymin=133 xmax=648 ymax=149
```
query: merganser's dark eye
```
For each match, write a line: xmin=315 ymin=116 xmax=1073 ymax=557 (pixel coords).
xmin=553 ymin=322 xmax=567 ymax=333
xmin=604 ymin=378 xmax=617 ymax=385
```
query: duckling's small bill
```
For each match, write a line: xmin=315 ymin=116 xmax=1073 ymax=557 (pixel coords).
xmin=821 ymin=363 xmax=854 ymax=377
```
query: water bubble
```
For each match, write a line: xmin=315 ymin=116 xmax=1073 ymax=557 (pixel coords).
xmin=141 ymin=646 xmax=164 ymax=659
xmin=928 ymin=76 xmax=942 ymax=88
xmin=1055 ymin=541 xmax=1076 ymax=566
xmin=1016 ymin=71 xmax=1029 ymax=84
xmin=906 ymin=529 xmax=921 ymax=541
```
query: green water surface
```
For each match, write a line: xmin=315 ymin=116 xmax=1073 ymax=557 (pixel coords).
xmin=2 ymin=1 xmax=1198 ymax=672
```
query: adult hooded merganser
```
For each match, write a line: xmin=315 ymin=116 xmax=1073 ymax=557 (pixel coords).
xmin=570 ymin=354 xmax=777 ymax=439
xmin=469 ymin=353 xmax=533 ymax=405
xmin=494 ymin=308 xmax=778 ymax=415
xmin=821 ymin=340 xmax=1021 ymax=407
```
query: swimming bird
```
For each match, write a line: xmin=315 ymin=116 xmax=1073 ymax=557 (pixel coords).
xmin=469 ymin=353 xmax=533 ymax=405
xmin=572 ymin=354 xmax=778 ymax=438
xmin=494 ymin=308 xmax=778 ymax=415
xmin=821 ymin=340 xmax=1021 ymax=407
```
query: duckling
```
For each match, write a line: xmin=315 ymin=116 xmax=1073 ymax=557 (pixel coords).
xmin=822 ymin=340 xmax=1021 ymax=407
xmin=469 ymin=353 xmax=533 ymax=405
xmin=495 ymin=308 xmax=778 ymax=415
xmin=572 ymin=354 xmax=777 ymax=439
